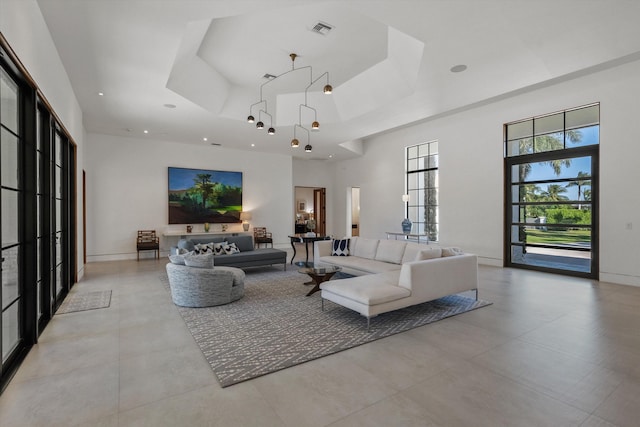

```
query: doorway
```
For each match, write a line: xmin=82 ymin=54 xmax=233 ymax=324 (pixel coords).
xmin=294 ymin=186 xmax=326 ymax=236
xmin=350 ymin=187 xmax=360 ymax=237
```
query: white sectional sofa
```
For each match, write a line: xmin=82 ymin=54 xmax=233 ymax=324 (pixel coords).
xmin=314 ymin=237 xmax=478 ymax=329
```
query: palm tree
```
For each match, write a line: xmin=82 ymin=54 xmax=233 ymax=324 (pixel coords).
xmin=193 ymin=173 xmax=214 ymax=209
xmin=583 ymin=189 xmax=592 ymax=202
xmin=566 ymin=171 xmax=591 ymax=209
xmin=517 ymin=130 xmax=583 ymax=181
xmin=541 ymin=184 xmax=569 ymax=202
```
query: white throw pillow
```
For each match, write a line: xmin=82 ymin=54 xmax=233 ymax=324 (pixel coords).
xmin=441 ymin=247 xmax=463 ymax=257
xmin=183 ymin=252 xmax=214 ymax=268
xmin=414 ymin=247 xmax=442 ymax=261
xmin=223 ymin=242 xmax=240 ymax=255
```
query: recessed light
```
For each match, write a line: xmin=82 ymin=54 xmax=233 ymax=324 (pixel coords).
xmin=450 ymin=64 xmax=468 ymax=73
xmin=203 ymin=137 xmax=208 ymax=141
xmin=251 ymin=143 xmax=255 ymax=147
xmin=164 ymin=103 xmax=176 ymax=109
xmin=98 ymin=92 xmax=104 ymax=96
xmin=143 ymin=130 xmax=149 ymax=134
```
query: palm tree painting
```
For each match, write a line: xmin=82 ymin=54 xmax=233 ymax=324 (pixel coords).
xmin=168 ymin=167 xmax=242 ymax=224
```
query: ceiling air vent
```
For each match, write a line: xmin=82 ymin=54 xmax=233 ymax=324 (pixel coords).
xmin=311 ymin=21 xmax=333 ymax=36
xmin=210 ymin=142 xmax=221 ymax=146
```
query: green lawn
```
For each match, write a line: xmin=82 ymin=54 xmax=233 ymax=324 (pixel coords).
xmin=526 ymin=228 xmax=591 ymax=244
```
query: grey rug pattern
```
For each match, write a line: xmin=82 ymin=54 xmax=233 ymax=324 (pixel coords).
xmin=163 ymin=268 xmax=491 ymax=387
xmin=56 ymin=290 xmax=112 ymax=314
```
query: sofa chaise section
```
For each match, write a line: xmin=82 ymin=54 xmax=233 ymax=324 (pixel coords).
xmin=315 ymin=236 xmax=479 ymax=329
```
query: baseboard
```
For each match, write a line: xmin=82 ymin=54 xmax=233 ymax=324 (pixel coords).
xmin=599 ymin=272 xmax=640 ymax=287
xmin=477 ymin=256 xmax=503 ymax=267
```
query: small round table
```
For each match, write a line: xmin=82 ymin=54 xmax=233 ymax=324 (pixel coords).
xmin=298 ymin=265 xmax=342 ymax=296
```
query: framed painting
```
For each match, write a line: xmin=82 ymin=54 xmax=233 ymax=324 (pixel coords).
xmin=168 ymin=167 xmax=242 ymax=224
xmin=297 ymin=200 xmax=306 ymax=212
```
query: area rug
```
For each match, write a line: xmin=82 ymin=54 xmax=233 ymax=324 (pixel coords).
xmin=56 ymin=290 xmax=112 ymax=314
xmin=163 ymin=269 xmax=490 ymax=387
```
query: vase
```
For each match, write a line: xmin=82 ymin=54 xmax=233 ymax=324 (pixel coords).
xmin=401 ymin=218 xmax=412 ymax=234
xmin=204 ymin=222 xmax=210 ymax=232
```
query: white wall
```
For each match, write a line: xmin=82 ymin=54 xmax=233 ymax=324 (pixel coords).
xmin=1 ymin=0 xmax=86 ymax=280
xmin=331 ymin=59 xmax=640 ymax=286
xmin=85 ymin=133 xmax=293 ymax=260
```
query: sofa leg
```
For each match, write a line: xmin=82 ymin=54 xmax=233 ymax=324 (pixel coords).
xmin=366 ymin=316 xmax=370 ymax=332
xmin=321 ymin=298 xmax=325 ymax=311
xmin=475 ymin=288 xmax=478 ymax=301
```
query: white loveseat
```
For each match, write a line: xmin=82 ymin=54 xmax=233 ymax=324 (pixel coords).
xmin=314 ymin=237 xmax=478 ymax=329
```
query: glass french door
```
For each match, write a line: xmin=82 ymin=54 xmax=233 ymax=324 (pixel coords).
xmin=506 ymin=148 xmax=598 ymax=277
xmin=1 ymin=40 xmax=76 ymax=393
xmin=1 ymin=65 xmax=22 ymax=373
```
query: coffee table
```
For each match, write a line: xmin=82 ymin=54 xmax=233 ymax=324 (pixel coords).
xmin=298 ymin=265 xmax=342 ymax=296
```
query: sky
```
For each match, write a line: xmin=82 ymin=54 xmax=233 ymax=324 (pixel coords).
xmin=168 ymin=167 xmax=243 ymax=191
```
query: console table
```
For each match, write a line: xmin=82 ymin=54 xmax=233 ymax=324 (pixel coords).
xmin=288 ymin=234 xmax=331 ymax=265
xmin=163 ymin=230 xmax=249 ymax=239
xmin=385 ymin=231 xmax=429 ymax=244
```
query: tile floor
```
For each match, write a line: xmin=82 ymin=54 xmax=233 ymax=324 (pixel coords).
xmin=1 ymin=248 xmax=640 ymax=426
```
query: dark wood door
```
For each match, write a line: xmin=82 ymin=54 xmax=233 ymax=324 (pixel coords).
xmin=314 ymin=188 xmax=326 ymax=236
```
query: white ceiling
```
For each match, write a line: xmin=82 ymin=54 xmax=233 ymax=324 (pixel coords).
xmin=36 ymin=0 xmax=640 ymax=160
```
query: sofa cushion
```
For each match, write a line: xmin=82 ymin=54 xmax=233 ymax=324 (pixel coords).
xmin=225 ymin=235 xmax=254 ymax=252
xmin=321 ymin=274 xmax=409 ymax=305
xmin=415 ymin=247 xmax=442 ymax=261
xmin=402 ymin=242 xmax=431 ymax=264
xmin=318 ymin=255 xmax=401 ymax=274
xmin=353 ymin=238 xmax=379 ymax=260
xmin=442 ymin=247 xmax=463 ymax=257
xmin=183 ymin=252 xmax=214 ymax=268
xmin=374 ymin=240 xmax=407 ymax=264
xmin=331 ymin=239 xmax=350 ymax=256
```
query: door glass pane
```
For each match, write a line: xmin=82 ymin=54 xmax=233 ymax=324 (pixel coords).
xmin=0 ymin=69 xmax=19 ymax=133
xmin=56 ymin=232 xmax=63 ymax=265
xmin=1 ymin=128 xmax=19 ymax=189
xmin=2 ymin=302 xmax=20 ymax=363
xmin=534 ymin=132 xmax=564 ymax=153
xmin=56 ymin=264 xmax=63 ymax=296
xmin=56 ymin=199 xmax=63 ymax=232
xmin=2 ymin=189 xmax=19 ymax=247
xmin=55 ymin=133 xmax=63 ymax=166
xmin=2 ymin=246 xmax=20 ymax=309
xmin=56 ymin=165 xmax=63 ymax=198
xmin=567 ymin=125 xmax=599 ymax=148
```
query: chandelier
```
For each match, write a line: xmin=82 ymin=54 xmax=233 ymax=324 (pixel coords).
xmin=246 ymin=53 xmax=332 ymax=152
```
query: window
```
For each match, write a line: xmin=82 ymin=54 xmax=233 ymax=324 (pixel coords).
xmin=406 ymin=141 xmax=439 ymax=241
xmin=504 ymin=103 xmax=599 ymax=278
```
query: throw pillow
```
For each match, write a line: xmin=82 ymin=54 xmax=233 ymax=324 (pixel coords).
xmin=213 ymin=242 xmax=228 ymax=256
xmin=331 ymin=239 xmax=350 ymax=256
xmin=177 ymin=239 xmax=195 ymax=252
xmin=223 ymin=242 xmax=240 ymax=255
xmin=193 ymin=243 xmax=213 ymax=254
xmin=414 ymin=247 xmax=442 ymax=261
xmin=441 ymin=247 xmax=464 ymax=257
xmin=183 ymin=252 xmax=214 ymax=268
xmin=168 ymin=253 xmax=186 ymax=265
